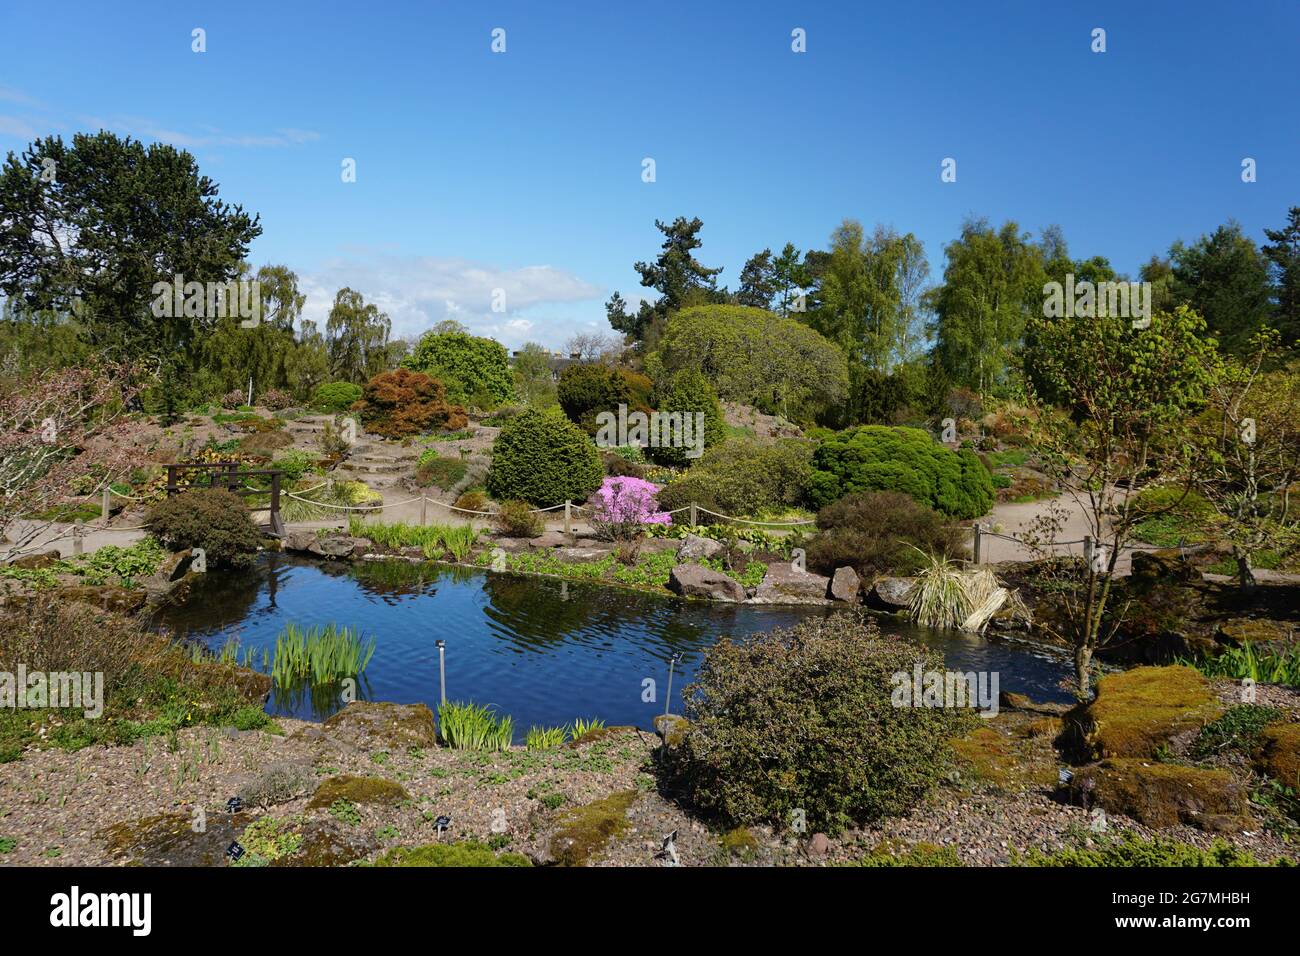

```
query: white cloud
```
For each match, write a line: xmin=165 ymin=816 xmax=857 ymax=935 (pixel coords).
xmin=0 ymin=115 xmax=38 ymax=140
xmin=298 ymin=252 xmax=605 ymax=349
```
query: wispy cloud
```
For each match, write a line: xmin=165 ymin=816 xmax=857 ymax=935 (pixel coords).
xmin=0 ymin=115 xmax=39 ymax=140
xmin=299 ymin=252 xmax=605 ymax=349
xmin=86 ymin=115 xmax=321 ymax=148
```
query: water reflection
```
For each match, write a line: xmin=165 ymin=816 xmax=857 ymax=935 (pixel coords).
xmin=155 ymin=555 xmax=1073 ymax=734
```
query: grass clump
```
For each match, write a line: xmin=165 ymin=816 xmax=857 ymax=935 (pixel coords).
xmin=437 ymin=701 xmax=513 ymax=751
xmin=232 ymin=816 xmax=304 ymax=867
xmin=270 ymin=623 xmax=375 ymax=689
xmin=1184 ymin=642 xmax=1300 ymax=689
xmin=525 ymin=725 xmax=567 ymax=750
xmin=853 ymin=842 xmax=964 ymax=867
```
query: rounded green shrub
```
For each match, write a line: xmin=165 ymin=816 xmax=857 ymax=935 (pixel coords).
xmin=146 ymin=488 xmax=262 ymax=568
xmin=645 ymin=369 xmax=726 ymax=467
xmin=486 ymin=408 xmax=603 ymax=507
xmin=666 ymin=612 xmax=974 ymax=834
xmin=311 ymin=381 xmax=363 ymax=413
xmin=495 ymin=500 xmax=543 ymax=537
xmin=807 ymin=491 xmax=968 ymax=578
xmin=655 ymin=438 xmax=812 ymax=518
xmin=404 ymin=330 xmax=514 ymax=407
xmin=557 ymin=364 xmax=651 ymax=434
xmin=808 ymin=426 xmax=994 ymax=518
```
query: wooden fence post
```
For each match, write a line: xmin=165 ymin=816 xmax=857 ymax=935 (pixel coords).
xmin=420 ymin=495 xmax=427 ymax=526
xmin=1083 ymin=535 xmax=1095 ymax=571
xmin=73 ymin=519 xmax=84 ymax=556
xmin=101 ymin=487 xmax=111 ymax=525
xmin=563 ymin=500 xmax=572 ymax=536
xmin=689 ymin=501 xmax=698 ymax=526
xmin=973 ymin=523 xmax=983 ymax=565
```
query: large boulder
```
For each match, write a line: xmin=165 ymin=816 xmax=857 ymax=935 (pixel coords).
xmin=310 ymin=701 xmax=438 ymax=750
xmin=866 ymin=576 xmax=916 ymax=611
xmin=528 ymin=531 xmax=570 ymax=549
xmin=1070 ymin=759 xmax=1250 ymax=833
xmin=1254 ymin=723 xmax=1300 ymax=787
xmin=828 ymin=566 xmax=861 ymax=603
xmin=309 ymin=535 xmax=369 ymax=560
xmin=1216 ymin=617 xmax=1291 ymax=648
xmin=677 ymin=533 xmax=724 ymax=562
xmin=751 ymin=562 xmax=831 ymax=605
xmin=667 ymin=564 xmax=746 ymax=603
xmin=5 ymin=549 xmax=61 ymax=569
xmin=1130 ymin=549 xmax=1199 ymax=586
xmin=1062 ymin=665 xmax=1222 ymax=761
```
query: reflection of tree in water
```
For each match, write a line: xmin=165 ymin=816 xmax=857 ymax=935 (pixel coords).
xmin=150 ymin=553 xmax=289 ymax=640
xmin=480 ymin=571 xmax=721 ymax=664
xmin=346 ymin=559 xmax=443 ymax=603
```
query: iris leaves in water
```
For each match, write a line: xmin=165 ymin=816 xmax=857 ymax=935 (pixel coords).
xmin=271 ymin=623 xmax=376 ymax=689
xmin=438 ymin=701 xmax=513 ymax=751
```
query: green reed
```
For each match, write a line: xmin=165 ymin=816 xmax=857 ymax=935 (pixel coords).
xmin=437 ymin=701 xmax=514 ymax=751
xmin=270 ymin=623 xmax=376 ymax=688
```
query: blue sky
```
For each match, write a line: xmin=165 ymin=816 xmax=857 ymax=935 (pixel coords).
xmin=1 ymin=0 xmax=1296 ymax=348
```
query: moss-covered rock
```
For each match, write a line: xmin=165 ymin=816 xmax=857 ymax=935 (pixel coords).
xmin=306 ymin=774 xmax=410 ymax=810
xmin=1070 ymin=759 xmax=1250 ymax=832
xmin=546 ymin=789 xmax=638 ymax=866
xmin=1217 ymin=618 xmax=1291 ymax=648
xmin=372 ymin=841 xmax=531 ymax=867
xmin=1129 ymin=549 xmax=1199 ymax=586
xmin=101 ymin=811 xmax=250 ymax=866
xmin=313 ymin=701 xmax=437 ymax=750
xmin=1064 ymin=665 xmax=1222 ymax=761
xmin=653 ymin=713 xmax=690 ymax=748
xmin=1254 ymin=723 xmax=1300 ymax=788
xmin=950 ymin=724 xmax=1057 ymax=791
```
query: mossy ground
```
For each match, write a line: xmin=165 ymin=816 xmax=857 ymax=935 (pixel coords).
xmin=949 ymin=717 xmax=1059 ymax=791
xmin=306 ymin=774 xmax=411 ymax=809
xmin=547 ymin=789 xmax=638 ymax=865
xmin=372 ymin=840 xmax=531 ymax=867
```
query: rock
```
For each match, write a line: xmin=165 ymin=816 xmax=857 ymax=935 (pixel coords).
xmin=6 ymin=549 xmax=61 ymax=569
xmin=312 ymin=701 xmax=438 ymax=750
xmin=676 ymin=533 xmax=724 ymax=561
xmin=828 ymin=566 xmax=861 ymax=602
xmin=552 ymin=547 xmax=612 ymax=562
xmin=101 ymin=811 xmax=253 ymax=866
xmin=805 ymin=833 xmax=832 ymax=858
xmin=751 ymin=562 xmax=832 ymax=605
xmin=283 ymin=530 xmax=316 ymax=553
xmin=278 ymin=817 xmax=379 ymax=867
xmin=309 ymin=535 xmax=368 ymax=559
xmin=528 ymin=531 xmax=570 ymax=549
xmin=653 ymin=713 xmax=690 ymax=748
xmin=1130 ymin=549 xmax=1199 ymax=586
xmin=1254 ymin=723 xmax=1300 ymax=786
xmin=159 ymin=548 xmax=195 ymax=582
xmin=998 ymin=691 xmax=1070 ymax=716
xmin=60 ymin=585 xmax=147 ymax=614
xmin=490 ymin=537 xmax=529 ymax=552
xmin=1070 ymin=759 xmax=1250 ymax=833
xmin=867 ymin=576 xmax=916 ymax=611
xmin=306 ymin=774 xmax=411 ymax=809
xmin=667 ymin=563 xmax=746 ymax=602
xmin=639 ymin=537 xmax=680 ymax=554
xmin=1062 ymin=665 xmax=1222 ymax=761
xmin=1217 ymin=618 xmax=1291 ymax=648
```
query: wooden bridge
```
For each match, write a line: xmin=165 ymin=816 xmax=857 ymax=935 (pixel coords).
xmin=165 ymin=462 xmax=285 ymax=538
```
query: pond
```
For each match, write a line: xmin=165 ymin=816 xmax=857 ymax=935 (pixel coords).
xmin=155 ymin=555 xmax=1075 ymax=736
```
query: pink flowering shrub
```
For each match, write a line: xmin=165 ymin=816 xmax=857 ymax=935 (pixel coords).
xmin=589 ymin=476 xmax=671 ymax=541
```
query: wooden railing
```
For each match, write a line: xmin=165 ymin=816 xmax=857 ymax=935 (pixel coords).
xmin=164 ymin=462 xmax=285 ymax=538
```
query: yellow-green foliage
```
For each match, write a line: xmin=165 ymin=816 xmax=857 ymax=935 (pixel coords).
xmin=720 ymin=827 xmax=760 ymax=859
xmin=306 ymin=775 xmax=410 ymax=810
xmin=1074 ymin=759 xmax=1247 ymax=830
xmin=1069 ymin=665 xmax=1222 ymax=760
xmin=1021 ymin=832 xmax=1286 ymax=867
xmin=548 ymin=789 xmax=638 ymax=866
xmin=853 ymin=842 xmax=963 ymax=867
xmin=372 ymin=841 xmax=531 ymax=867
xmin=1255 ymin=723 xmax=1300 ymax=788
xmin=234 ymin=816 xmax=303 ymax=867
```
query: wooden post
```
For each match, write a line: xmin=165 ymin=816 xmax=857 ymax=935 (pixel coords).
xmin=166 ymin=465 xmax=177 ymax=497
xmin=1083 ymin=535 xmax=1095 ymax=572
xmin=420 ymin=495 xmax=428 ymax=526
xmin=270 ymin=472 xmax=281 ymax=522
xmin=101 ymin=487 xmax=111 ymax=525
xmin=73 ymin=519 xmax=84 ymax=556
xmin=563 ymin=500 xmax=572 ymax=536
xmin=689 ymin=501 xmax=698 ymax=526
xmin=973 ymin=523 xmax=983 ymax=565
